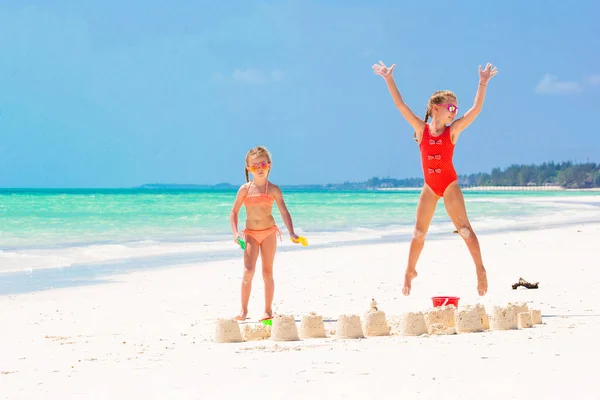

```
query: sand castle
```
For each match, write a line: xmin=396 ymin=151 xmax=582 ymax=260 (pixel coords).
xmin=214 ymin=318 xmax=244 ymax=343
xmin=299 ymin=312 xmax=327 ymax=339
xmin=336 ymin=314 xmax=364 ymax=339
xmin=517 ymin=312 xmax=533 ymax=329
xmin=474 ymin=304 xmax=490 ymax=330
xmin=391 ymin=312 xmax=428 ymax=336
xmin=511 ymin=302 xmax=530 ymax=315
xmin=271 ymin=314 xmax=300 ymax=341
xmin=455 ymin=305 xmax=484 ymax=333
xmin=490 ymin=302 xmax=536 ymax=331
xmin=215 ymin=301 xmax=544 ymax=343
xmin=490 ymin=304 xmax=518 ymax=330
xmin=242 ymin=324 xmax=271 ymax=341
xmin=362 ymin=299 xmax=390 ymax=336
xmin=424 ymin=305 xmax=456 ymax=334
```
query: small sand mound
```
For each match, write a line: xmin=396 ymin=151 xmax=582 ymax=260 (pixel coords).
xmin=429 ymin=323 xmax=456 ymax=335
xmin=424 ymin=305 xmax=456 ymax=334
xmin=271 ymin=314 xmax=299 ymax=341
xmin=429 ymin=323 xmax=444 ymax=335
xmin=299 ymin=312 xmax=326 ymax=339
xmin=517 ymin=312 xmax=533 ymax=329
xmin=390 ymin=312 xmax=427 ymax=336
xmin=455 ymin=305 xmax=484 ymax=333
xmin=490 ymin=305 xmax=518 ymax=330
xmin=530 ymin=309 xmax=543 ymax=325
xmin=362 ymin=299 xmax=390 ymax=336
xmin=215 ymin=318 xmax=244 ymax=343
xmin=242 ymin=324 xmax=271 ymax=341
xmin=474 ymin=304 xmax=490 ymax=330
xmin=336 ymin=314 xmax=364 ymax=339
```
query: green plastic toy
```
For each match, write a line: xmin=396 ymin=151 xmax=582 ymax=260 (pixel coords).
xmin=237 ymin=237 xmax=246 ymax=250
xmin=261 ymin=318 xmax=273 ymax=326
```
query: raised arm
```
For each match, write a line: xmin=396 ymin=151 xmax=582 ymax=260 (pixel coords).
xmin=450 ymin=63 xmax=498 ymax=142
xmin=230 ymin=184 xmax=248 ymax=242
xmin=272 ymin=185 xmax=298 ymax=240
xmin=373 ymin=61 xmax=425 ymax=135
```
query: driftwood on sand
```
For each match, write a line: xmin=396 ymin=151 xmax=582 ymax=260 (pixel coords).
xmin=512 ymin=277 xmax=539 ymax=290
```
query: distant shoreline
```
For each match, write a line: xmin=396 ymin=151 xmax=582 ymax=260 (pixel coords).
xmin=378 ymin=185 xmax=600 ymax=192
xmin=138 ymin=184 xmax=600 ymax=192
xmin=2 ymin=185 xmax=600 ymax=192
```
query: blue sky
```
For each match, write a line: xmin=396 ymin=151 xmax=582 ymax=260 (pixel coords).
xmin=1 ymin=0 xmax=599 ymax=188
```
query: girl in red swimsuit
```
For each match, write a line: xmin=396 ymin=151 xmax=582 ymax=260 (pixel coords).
xmin=230 ymin=146 xmax=300 ymax=321
xmin=373 ymin=60 xmax=498 ymax=297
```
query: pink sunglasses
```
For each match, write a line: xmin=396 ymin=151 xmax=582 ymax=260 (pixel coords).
xmin=437 ymin=103 xmax=459 ymax=115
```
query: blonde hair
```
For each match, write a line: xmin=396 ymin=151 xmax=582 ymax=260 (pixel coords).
xmin=414 ymin=90 xmax=457 ymax=141
xmin=244 ymin=146 xmax=272 ymax=182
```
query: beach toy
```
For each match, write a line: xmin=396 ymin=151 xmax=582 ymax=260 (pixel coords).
xmin=260 ymin=317 xmax=272 ymax=326
xmin=290 ymin=236 xmax=308 ymax=246
xmin=432 ymin=296 xmax=460 ymax=308
xmin=237 ymin=237 xmax=246 ymax=250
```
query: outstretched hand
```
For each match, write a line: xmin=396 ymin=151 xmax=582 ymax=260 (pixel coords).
xmin=372 ymin=61 xmax=396 ymax=79
xmin=479 ymin=63 xmax=498 ymax=84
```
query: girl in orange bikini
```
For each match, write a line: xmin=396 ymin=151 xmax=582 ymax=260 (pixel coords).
xmin=373 ymin=60 xmax=498 ymax=297
xmin=230 ymin=146 xmax=300 ymax=321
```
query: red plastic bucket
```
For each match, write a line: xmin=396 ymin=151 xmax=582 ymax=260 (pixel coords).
xmin=432 ymin=296 xmax=460 ymax=308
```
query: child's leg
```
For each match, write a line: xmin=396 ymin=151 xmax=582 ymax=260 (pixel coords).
xmin=442 ymin=182 xmax=488 ymax=296
xmin=235 ymin=235 xmax=260 ymax=320
xmin=258 ymin=232 xmax=278 ymax=319
xmin=403 ymin=185 xmax=440 ymax=295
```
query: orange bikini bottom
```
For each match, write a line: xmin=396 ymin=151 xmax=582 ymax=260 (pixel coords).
xmin=243 ymin=225 xmax=282 ymax=245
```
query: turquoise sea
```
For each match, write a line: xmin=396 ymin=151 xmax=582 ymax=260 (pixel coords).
xmin=1 ymin=188 xmax=599 ymax=294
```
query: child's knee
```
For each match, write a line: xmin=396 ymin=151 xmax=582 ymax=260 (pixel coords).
xmin=413 ymin=227 xmax=427 ymax=241
xmin=262 ymin=269 xmax=273 ymax=280
xmin=457 ymin=225 xmax=474 ymax=239
xmin=243 ymin=263 xmax=256 ymax=276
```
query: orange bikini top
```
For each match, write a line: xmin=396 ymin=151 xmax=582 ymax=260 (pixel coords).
xmin=243 ymin=180 xmax=274 ymax=207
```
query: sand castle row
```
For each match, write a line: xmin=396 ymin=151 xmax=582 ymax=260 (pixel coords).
xmin=215 ymin=300 xmax=543 ymax=343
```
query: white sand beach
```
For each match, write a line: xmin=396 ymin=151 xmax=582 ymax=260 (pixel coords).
xmin=1 ymin=221 xmax=600 ymax=399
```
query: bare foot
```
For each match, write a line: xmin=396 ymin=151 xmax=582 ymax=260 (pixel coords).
xmin=477 ymin=268 xmax=488 ymax=296
xmin=402 ymin=269 xmax=418 ymax=296
xmin=234 ymin=310 xmax=248 ymax=321
xmin=259 ymin=311 xmax=273 ymax=322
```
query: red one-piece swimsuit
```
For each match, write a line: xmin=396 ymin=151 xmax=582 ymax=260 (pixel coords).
xmin=419 ymin=124 xmax=458 ymax=196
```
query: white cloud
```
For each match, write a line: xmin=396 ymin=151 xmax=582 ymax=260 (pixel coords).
xmin=232 ymin=69 xmax=268 ymax=85
xmin=587 ymin=75 xmax=600 ymax=86
xmin=535 ymin=74 xmax=582 ymax=94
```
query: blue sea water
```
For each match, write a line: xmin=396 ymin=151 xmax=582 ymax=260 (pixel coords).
xmin=2 ymin=188 xmax=598 ymax=249
xmin=1 ymin=188 xmax=599 ymax=294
